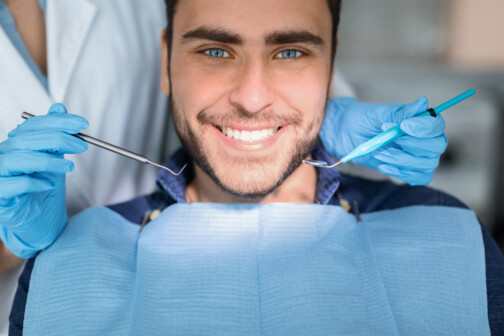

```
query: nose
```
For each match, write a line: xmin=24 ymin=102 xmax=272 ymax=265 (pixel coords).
xmin=229 ymin=59 xmax=275 ymax=115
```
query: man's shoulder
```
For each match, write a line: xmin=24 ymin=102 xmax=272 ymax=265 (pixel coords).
xmin=337 ymin=173 xmax=468 ymax=214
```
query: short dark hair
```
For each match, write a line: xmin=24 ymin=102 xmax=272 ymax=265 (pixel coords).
xmin=163 ymin=0 xmax=342 ymax=71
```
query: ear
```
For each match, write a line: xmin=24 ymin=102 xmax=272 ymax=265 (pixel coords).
xmin=160 ymin=29 xmax=170 ymax=95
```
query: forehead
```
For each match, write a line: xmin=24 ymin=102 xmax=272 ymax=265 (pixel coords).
xmin=173 ymin=0 xmax=332 ymax=45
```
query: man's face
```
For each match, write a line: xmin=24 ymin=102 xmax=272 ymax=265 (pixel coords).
xmin=163 ymin=0 xmax=333 ymax=198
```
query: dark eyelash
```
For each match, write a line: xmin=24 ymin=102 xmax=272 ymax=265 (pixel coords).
xmin=200 ymin=48 xmax=229 ymax=57
xmin=277 ymin=49 xmax=305 ymax=57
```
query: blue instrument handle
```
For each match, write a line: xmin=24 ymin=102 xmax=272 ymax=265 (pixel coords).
xmin=340 ymin=110 xmax=433 ymax=163
xmin=338 ymin=89 xmax=475 ymax=164
xmin=340 ymin=125 xmax=404 ymax=163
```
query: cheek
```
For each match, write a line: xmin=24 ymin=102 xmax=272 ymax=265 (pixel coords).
xmin=171 ymin=54 xmax=232 ymax=125
xmin=275 ymin=69 xmax=328 ymax=129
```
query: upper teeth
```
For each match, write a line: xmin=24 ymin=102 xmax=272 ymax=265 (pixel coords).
xmin=222 ymin=127 xmax=277 ymax=142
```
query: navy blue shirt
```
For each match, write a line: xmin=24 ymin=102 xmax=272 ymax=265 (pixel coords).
xmin=9 ymin=145 xmax=504 ymax=335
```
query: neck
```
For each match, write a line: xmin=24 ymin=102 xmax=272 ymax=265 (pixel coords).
xmin=185 ymin=160 xmax=318 ymax=204
xmin=5 ymin=0 xmax=47 ymax=75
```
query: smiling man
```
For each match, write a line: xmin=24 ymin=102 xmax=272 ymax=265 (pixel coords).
xmin=8 ymin=0 xmax=504 ymax=335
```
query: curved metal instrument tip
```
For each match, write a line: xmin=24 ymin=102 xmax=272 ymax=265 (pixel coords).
xmin=165 ymin=163 xmax=187 ymax=176
xmin=151 ymin=162 xmax=188 ymax=176
xmin=174 ymin=163 xmax=188 ymax=176
xmin=302 ymin=159 xmax=342 ymax=169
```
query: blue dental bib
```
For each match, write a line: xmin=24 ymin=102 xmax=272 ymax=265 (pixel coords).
xmin=24 ymin=203 xmax=489 ymax=335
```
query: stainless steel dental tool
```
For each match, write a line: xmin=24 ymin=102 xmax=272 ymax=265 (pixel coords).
xmin=21 ymin=112 xmax=187 ymax=176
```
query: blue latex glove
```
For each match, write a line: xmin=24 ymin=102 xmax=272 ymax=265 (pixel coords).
xmin=0 ymin=103 xmax=88 ymax=258
xmin=320 ymin=97 xmax=447 ymax=186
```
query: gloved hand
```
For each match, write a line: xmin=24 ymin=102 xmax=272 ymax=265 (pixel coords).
xmin=320 ymin=97 xmax=447 ymax=186
xmin=0 ymin=103 xmax=88 ymax=258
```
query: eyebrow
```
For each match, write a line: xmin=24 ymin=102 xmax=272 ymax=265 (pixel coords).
xmin=181 ymin=27 xmax=244 ymax=45
xmin=181 ymin=26 xmax=326 ymax=49
xmin=265 ymin=30 xmax=326 ymax=49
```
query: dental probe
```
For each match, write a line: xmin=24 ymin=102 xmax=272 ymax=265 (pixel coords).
xmin=303 ymin=88 xmax=476 ymax=169
xmin=21 ymin=112 xmax=187 ymax=176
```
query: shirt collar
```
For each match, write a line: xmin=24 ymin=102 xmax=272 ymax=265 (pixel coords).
xmin=156 ymin=143 xmax=341 ymax=205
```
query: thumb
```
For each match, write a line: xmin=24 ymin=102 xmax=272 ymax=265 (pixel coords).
xmin=48 ymin=103 xmax=68 ymax=115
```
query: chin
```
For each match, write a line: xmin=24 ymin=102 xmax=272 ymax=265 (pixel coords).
xmin=210 ymin=153 xmax=298 ymax=199
xmin=218 ymin=171 xmax=281 ymax=199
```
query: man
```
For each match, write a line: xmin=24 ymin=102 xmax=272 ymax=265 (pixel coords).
xmin=8 ymin=0 xmax=503 ymax=334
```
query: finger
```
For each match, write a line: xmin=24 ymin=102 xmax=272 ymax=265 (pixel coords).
xmin=47 ymin=102 xmax=67 ymax=114
xmin=378 ymin=164 xmax=434 ymax=186
xmin=0 ymin=175 xmax=55 ymax=199
xmin=400 ymin=114 xmax=445 ymax=138
xmin=8 ymin=113 xmax=89 ymax=138
xmin=0 ymin=152 xmax=74 ymax=176
xmin=0 ymin=131 xmax=88 ymax=154
xmin=398 ymin=169 xmax=435 ymax=186
xmin=372 ymin=147 xmax=440 ymax=171
xmin=390 ymin=97 xmax=429 ymax=122
xmin=394 ymin=134 xmax=448 ymax=158
xmin=378 ymin=123 xmax=441 ymax=155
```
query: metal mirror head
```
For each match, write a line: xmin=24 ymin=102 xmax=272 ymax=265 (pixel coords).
xmin=302 ymin=160 xmax=329 ymax=167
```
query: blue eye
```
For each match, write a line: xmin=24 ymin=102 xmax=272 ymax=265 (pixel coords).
xmin=276 ymin=49 xmax=302 ymax=59
xmin=204 ymin=48 xmax=230 ymax=58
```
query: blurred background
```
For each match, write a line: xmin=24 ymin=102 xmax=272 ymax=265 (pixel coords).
xmin=335 ymin=0 xmax=504 ymax=250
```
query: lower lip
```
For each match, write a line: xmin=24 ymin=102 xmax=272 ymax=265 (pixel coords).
xmin=213 ymin=126 xmax=289 ymax=151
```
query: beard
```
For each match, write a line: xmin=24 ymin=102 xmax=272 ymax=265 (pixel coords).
xmin=169 ymin=96 xmax=325 ymax=199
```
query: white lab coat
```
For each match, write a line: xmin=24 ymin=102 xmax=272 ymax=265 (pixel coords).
xmin=0 ymin=0 xmax=170 ymax=333
xmin=0 ymin=0 xmax=170 ymax=215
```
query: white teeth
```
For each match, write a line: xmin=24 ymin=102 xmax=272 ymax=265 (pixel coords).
xmin=241 ymin=130 xmax=251 ymax=141
xmin=222 ymin=126 xmax=279 ymax=142
xmin=251 ymin=131 xmax=261 ymax=141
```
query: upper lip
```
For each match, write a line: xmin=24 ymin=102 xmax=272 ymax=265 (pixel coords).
xmin=216 ymin=124 xmax=283 ymax=131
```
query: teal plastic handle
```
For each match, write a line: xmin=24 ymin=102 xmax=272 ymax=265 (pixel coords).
xmin=340 ymin=125 xmax=405 ymax=163
xmin=339 ymin=89 xmax=475 ymax=164
xmin=433 ymin=88 xmax=475 ymax=114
